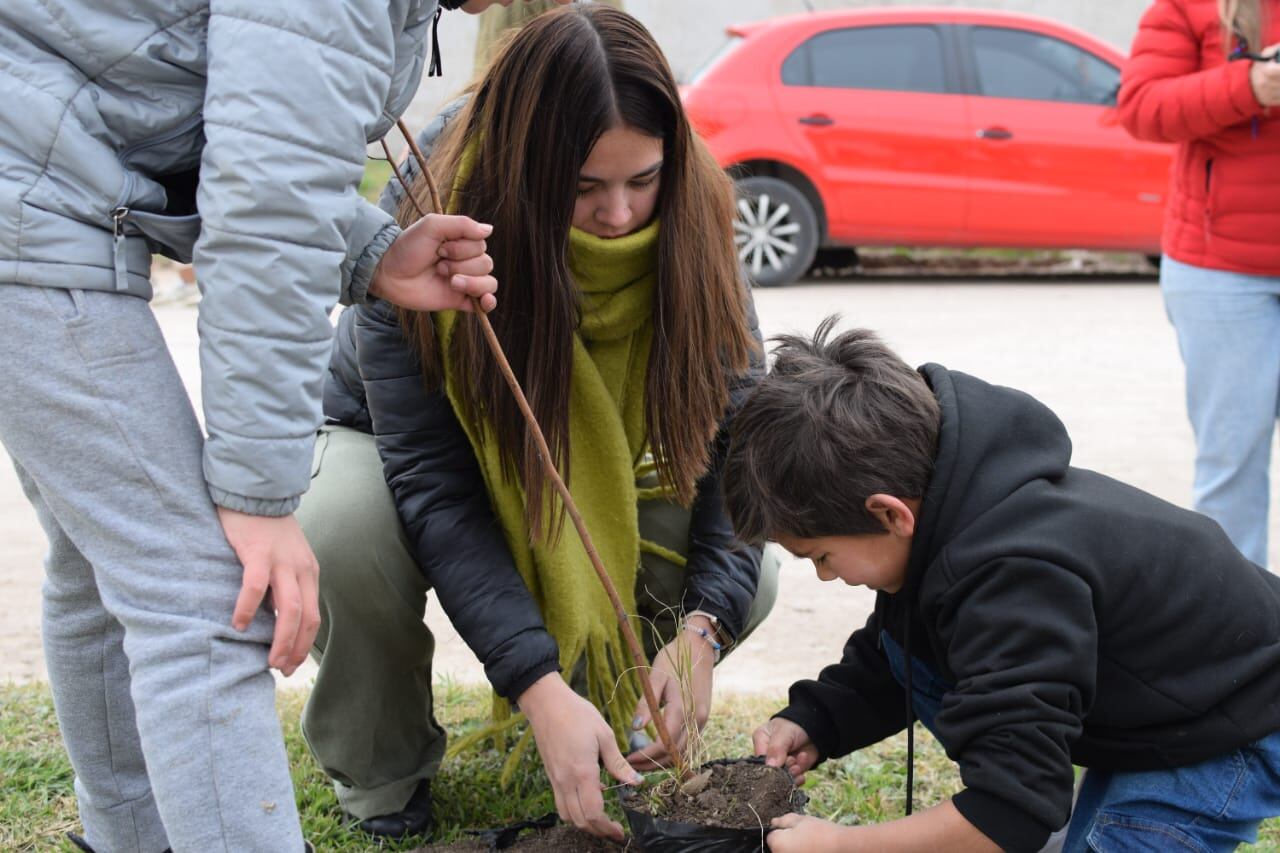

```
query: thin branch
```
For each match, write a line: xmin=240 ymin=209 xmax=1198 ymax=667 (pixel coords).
xmin=378 ymin=137 xmax=426 ymax=218
xmin=397 ymin=119 xmax=443 ymax=214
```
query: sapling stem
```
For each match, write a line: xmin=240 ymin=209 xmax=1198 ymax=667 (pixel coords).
xmin=384 ymin=122 xmax=685 ymax=775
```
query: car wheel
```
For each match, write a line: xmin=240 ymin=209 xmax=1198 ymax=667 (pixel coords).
xmin=733 ymin=176 xmax=819 ymax=287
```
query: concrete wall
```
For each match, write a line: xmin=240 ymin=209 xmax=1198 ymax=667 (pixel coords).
xmin=400 ymin=0 xmax=1154 ymax=133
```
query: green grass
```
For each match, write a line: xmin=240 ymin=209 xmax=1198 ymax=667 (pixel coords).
xmin=360 ymin=158 xmax=394 ymax=205
xmin=2 ymin=684 xmax=1277 ymax=851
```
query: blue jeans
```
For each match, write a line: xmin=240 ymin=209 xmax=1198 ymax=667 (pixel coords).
xmin=1161 ymin=256 xmax=1280 ymax=570
xmin=881 ymin=631 xmax=1280 ymax=851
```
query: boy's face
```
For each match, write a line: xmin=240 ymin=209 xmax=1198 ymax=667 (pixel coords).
xmin=776 ymin=496 xmax=919 ymax=594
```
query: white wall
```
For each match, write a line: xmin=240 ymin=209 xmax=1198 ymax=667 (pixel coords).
xmin=399 ymin=0 xmax=1154 ymax=136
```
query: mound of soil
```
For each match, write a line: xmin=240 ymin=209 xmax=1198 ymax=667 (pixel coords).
xmin=630 ymin=760 xmax=797 ymax=830
xmin=414 ymin=824 xmax=630 ymax=852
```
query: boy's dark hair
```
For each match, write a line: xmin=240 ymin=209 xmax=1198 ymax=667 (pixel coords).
xmin=724 ymin=317 xmax=941 ymax=544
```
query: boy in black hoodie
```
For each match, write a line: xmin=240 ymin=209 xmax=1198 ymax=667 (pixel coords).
xmin=723 ymin=319 xmax=1280 ymax=853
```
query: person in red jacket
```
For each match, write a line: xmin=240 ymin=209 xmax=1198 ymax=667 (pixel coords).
xmin=1119 ymin=0 xmax=1280 ymax=570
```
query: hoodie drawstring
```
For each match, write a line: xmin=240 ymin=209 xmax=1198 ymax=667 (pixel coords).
xmin=903 ymin=606 xmax=915 ymax=816
xmin=427 ymin=7 xmax=443 ymax=77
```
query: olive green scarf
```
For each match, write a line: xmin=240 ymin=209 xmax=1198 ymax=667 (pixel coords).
xmin=436 ymin=221 xmax=661 ymax=780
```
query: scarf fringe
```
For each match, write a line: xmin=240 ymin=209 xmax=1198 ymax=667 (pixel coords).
xmin=639 ymin=539 xmax=688 ymax=569
xmin=635 ymin=485 xmax=674 ymax=502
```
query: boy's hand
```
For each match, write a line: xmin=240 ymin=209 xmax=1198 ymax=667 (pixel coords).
xmin=753 ymin=718 xmax=820 ymax=784
xmin=370 ymin=213 xmax=497 ymax=313
xmin=767 ymin=814 xmax=856 ymax=853
xmin=218 ymin=508 xmax=320 ymax=677
xmin=626 ymin=617 xmax=716 ymax=771
xmin=518 ymin=674 xmax=642 ymax=841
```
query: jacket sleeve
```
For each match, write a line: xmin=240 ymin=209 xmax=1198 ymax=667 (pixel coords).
xmin=196 ymin=0 xmax=404 ymax=515
xmin=680 ymin=289 xmax=767 ymax=640
xmin=339 ymin=202 xmax=400 ymax=307
xmin=1118 ymin=0 xmax=1264 ymax=143
xmin=354 ymin=300 xmax=561 ymax=700
xmin=931 ymin=557 xmax=1096 ymax=853
xmin=772 ymin=609 xmax=909 ymax=761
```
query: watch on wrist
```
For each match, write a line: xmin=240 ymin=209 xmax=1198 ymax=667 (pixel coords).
xmin=687 ymin=609 xmax=726 ymax=643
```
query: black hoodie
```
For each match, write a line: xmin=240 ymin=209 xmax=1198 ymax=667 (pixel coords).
xmin=775 ymin=365 xmax=1280 ymax=852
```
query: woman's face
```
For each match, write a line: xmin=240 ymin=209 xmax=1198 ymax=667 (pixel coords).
xmin=573 ymin=125 xmax=664 ymax=239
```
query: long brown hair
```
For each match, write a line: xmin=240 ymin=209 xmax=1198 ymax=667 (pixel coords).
xmin=398 ymin=4 xmax=753 ymax=532
xmin=1220 ymin=0 xmax=1266 ymax=52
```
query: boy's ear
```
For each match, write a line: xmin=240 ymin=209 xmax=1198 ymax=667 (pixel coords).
xmin=865 ymin=494 xmax=917 ymax=538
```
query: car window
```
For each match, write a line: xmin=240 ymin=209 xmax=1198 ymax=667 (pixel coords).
xmin=782 ymin=25 xmax=947 ymax=94
xmin=689 ymin=35 xmax=743 ymax=85
xmin=971 ymin=26 xmax=1119 ymax=104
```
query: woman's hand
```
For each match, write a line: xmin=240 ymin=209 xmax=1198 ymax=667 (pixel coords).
xmin=518 ymin=674 xmax=642 ymax=841
xmin=753 ymin=717 xmax=820 ymax=785
xmin=369 ymin=213 xmax=497 ymax=312
xmin=1249 ymin=44 xmax=1280 ymax=107
xmin=767 ymin=814 xmax=858 ymax=853
xmin=626 ymin=617 xmax=717 ymax=771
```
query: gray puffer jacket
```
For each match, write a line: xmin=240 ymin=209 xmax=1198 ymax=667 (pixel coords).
xmin=0 ymin=0 xmax=439 ymax=515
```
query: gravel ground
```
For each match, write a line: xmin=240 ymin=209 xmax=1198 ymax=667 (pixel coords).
xmin=3 ymin=271 xmax=1276 ymax=693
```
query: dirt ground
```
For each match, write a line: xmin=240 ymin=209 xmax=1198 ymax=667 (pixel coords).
xmin=3 ymin=269 xmax=1278 ymax=695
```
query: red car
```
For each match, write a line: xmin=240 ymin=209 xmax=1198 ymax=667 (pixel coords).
xmin=682 ymin=8 xmax=1173 ymax=285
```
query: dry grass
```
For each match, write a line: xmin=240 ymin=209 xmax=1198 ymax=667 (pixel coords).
xmin=2 ymin=684 xmax=1276 ymax=851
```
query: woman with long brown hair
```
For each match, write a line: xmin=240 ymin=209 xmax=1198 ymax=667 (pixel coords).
xmin=1119 ymin=0 xmax=1280 ymax=570
xmin=295 ymin=5 xmax=777 ymax=841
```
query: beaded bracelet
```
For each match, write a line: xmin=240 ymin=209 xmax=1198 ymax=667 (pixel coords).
xmin=683 ymin=623 xmax=723 ymax=663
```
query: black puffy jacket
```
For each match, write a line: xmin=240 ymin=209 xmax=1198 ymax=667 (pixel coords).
xmin=324 ymin=298 xmax=764 ymax=700
xmin=776 ymin=366 xmax=1280 ymax=852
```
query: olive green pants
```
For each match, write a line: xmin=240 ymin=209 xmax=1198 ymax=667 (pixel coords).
xmin=297 ymin=425 xmax=779 ymax=819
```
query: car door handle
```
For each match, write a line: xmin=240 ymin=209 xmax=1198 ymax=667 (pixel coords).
xmin=798 ymin=114 xmax=835 ymax=127
xmin=977 ymin=126 xmax=1014 ymax=140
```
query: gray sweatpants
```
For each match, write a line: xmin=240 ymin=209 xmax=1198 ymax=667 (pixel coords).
xmin=0 ymin=284 xmax=304 ymax=852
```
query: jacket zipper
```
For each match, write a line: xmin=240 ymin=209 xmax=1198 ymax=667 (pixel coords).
xmin=108 ymin=170 xmax=138 ymax=292
xmin=112 ymin=206 xmax=130 ymax=291
xmin=107 ymin=115 xmax=200 ymax=291
xmin=1203 ymin=158 xmax=1214 ymax=246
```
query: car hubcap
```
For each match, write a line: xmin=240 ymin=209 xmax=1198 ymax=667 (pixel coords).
xmin=735 ymin=193 xmax=802 ymax=277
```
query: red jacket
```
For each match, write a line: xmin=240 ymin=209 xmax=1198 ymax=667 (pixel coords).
xmin=1119 ymin=0 xmax=1280 ymax=275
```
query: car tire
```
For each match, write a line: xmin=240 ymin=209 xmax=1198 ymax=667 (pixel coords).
xmin=733 ymin=176 xmax=819 ymax=287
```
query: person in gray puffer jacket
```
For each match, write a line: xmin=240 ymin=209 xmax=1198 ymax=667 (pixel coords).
xmin=0 ymin=1 xmax=518 ymax=850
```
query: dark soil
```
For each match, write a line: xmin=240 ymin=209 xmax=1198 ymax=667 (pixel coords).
xmin=413 ymin=824 xmax=630 ymax=852
xmin=629 ymin=760 xmax=798 ymax=830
